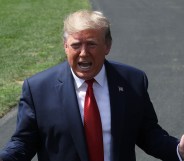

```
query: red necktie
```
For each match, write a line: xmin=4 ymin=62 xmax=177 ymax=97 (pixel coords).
xmin=84 ymin=79 xmax=104 ymax=161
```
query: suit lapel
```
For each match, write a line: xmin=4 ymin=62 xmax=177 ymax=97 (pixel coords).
xmin=57 ymin=62 xmax=89 ymax=161
xmin=105 ymin=61 xmax=128 ymax=160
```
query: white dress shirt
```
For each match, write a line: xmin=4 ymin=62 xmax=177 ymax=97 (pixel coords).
xmin=71 ymin=65 xmax=111 ymax=161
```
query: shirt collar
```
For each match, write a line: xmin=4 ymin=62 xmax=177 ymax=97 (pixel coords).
xmin=71 ymin=65 xmax=106 ymax=89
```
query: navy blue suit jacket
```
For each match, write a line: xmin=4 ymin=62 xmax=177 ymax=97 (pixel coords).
xmin=0 ymin=60 xmax=179 ymax=161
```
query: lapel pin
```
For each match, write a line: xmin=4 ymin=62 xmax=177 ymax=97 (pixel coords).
xmin=118 ymin=86 xmax=124 ymax=92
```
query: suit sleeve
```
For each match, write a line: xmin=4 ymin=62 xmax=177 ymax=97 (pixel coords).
xmin=136 ymin=73 xmax=180 ymax=161
xmin=0 ymin=79 xmax=39 ymax=161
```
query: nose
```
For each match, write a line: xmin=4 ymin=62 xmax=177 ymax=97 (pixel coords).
xmin=79 ymin=45 xmax=89 ymax=57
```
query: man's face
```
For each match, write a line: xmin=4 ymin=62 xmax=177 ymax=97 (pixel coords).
xmin=64 ymin=29 xmax=111 ymax=80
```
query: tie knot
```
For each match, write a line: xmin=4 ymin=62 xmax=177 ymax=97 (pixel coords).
xmin=85 ymin=78 xmax=95 ymax=86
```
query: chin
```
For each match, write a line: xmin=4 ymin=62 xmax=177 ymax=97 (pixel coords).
xmin=76 ymin=72 xmax=93 ymax=80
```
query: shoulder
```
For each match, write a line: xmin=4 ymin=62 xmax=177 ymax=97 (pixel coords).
xmin=26 ymin=61 xmax=69 ymax=85
xmin=30 ymin=61 xmax=68 ymax=78
xmin=105 ymin=60 xmax=146 ymax=77
xmin=105 ymin=60 xmax=148 ymax=89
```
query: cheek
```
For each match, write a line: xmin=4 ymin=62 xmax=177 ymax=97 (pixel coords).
xmin=66 ymin=52 xmax=78 ymax=65
xmin=95 ymin=49 xmax=107 ymax=60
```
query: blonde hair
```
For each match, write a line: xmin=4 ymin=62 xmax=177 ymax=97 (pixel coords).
xmin=63 ymin=10 xmax=112 ymax=44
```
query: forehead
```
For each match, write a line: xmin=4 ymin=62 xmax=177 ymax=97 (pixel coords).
xmin=66 ymin=29 xmax=105 ymax=42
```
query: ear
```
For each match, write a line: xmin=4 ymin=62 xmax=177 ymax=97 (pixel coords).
xmin=105 ymin=41 xmax=112 ymax=55
xmin=64 ymin=40 xmax=67 ymax=49
xmin=64 ymin=41 xmax=68 ymax=55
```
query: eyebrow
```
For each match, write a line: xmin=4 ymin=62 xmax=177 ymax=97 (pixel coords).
xmin=70 ymin=41 xmax=82 ymax=46
xmin=69 ymin=36 xmax=99 ymax=45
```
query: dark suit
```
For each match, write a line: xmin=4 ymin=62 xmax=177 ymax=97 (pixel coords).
xmin=0 ymin=60 xmax=179 ymax=161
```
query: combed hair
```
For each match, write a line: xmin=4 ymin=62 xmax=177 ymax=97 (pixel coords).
xmin=63 ymin=10 xmax=112 ymax=44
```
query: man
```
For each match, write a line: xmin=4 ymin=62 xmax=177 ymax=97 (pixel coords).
xmin=0 ymin=10 xmax=184 ymax=161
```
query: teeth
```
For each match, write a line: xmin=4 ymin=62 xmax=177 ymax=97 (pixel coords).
xmin=78 ymin=62 xmax=92 ymax=70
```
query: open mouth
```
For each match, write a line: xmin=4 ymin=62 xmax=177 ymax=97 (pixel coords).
xmin=78 ymin=62 xmax=92 ymax=70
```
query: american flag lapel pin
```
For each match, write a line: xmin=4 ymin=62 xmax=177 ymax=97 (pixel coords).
xmin=118 ymin=86 xmax=124 ymax=92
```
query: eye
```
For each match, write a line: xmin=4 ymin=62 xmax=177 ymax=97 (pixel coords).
xmin=87 ymin=42 xmax=97 ymax=48
xmin=71 ymin=43 xmax=81 ymax=50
